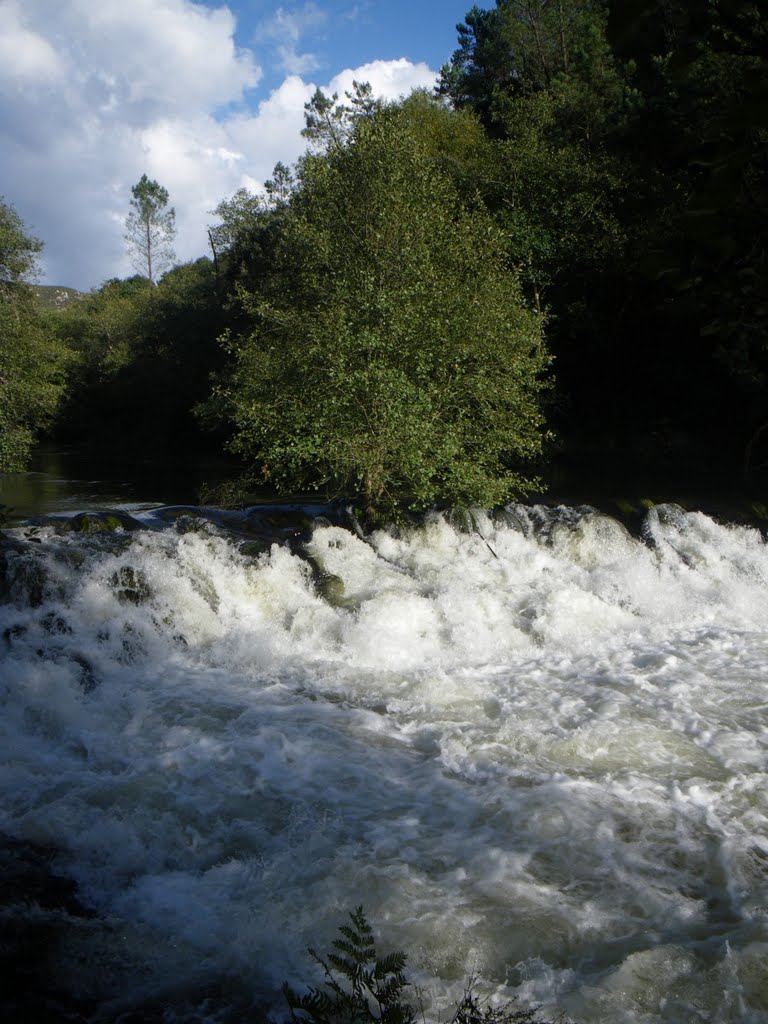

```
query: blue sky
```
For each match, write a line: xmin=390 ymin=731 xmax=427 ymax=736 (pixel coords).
xmin=0 ymin=0 xmax=473 ymax=289
xmin=216 ymin=1 xmax=470 ymax=91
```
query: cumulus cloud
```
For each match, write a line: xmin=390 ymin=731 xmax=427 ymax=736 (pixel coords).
xmin=326 ymin=58 xmax=435 ymax=102
xmin=0 ymin=0 xmax=438 ymax=290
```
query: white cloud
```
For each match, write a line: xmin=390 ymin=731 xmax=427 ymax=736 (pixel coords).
xmin=0 ymin=0 xmax=438 ymax=290
xmin=326 ymin=58 xmax=436 ymax=102
xmin=258 ymin=3 xmax=327 ymax=75
xmin=0 ymin=1 xmax=63 ymax=81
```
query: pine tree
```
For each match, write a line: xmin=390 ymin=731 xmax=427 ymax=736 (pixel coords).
xmin=124 ymin=174 xmax=176 ymax=285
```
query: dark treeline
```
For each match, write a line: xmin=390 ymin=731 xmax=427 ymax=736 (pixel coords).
xmin=1 ymin=0 xmax=766 ymax=515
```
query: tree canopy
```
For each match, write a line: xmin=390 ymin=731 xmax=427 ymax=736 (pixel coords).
xmin=212 ymin=97 xmax=549 ymax=518
xmin=0 ymin=199 xmax=70 ymax=471
xmin=4 ymin=0 xmax=768 ymax=499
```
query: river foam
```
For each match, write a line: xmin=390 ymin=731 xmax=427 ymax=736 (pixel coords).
xmin=1 ymin=504 xmax=767 ymax=1021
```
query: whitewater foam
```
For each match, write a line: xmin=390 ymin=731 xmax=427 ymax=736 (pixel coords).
xmin=1 ymin=504 xmax=767 ymax=1021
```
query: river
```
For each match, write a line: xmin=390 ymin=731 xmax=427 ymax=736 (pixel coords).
xmin=1 ymin=455 xmax=767 ymax=1022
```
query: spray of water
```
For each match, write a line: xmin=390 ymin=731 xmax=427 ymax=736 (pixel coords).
xmin=1 ymin=504 xmax=767 ymax=1021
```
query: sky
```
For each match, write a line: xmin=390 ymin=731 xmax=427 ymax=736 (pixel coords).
xmin=0 ymin=0 xmax=473 ymax=291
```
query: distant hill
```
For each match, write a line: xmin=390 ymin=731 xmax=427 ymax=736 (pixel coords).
xmin=31 ymin=284 xmax=82 ymax=309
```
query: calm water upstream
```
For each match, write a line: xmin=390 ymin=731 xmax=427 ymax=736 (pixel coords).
xmin=1 ymin=456 xmax=767 ymax=1022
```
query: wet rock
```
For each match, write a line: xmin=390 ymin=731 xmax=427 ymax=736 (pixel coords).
xmin=64 ymin=511 xmax=141 ymax=533
xmin=239 ymin=539 xmax=271 ymax=558
xmin=315 ymin=571 xmax=346 ymax=606
xmin=3 ymin=623 xmax=27 ymax=645
xmin=0 ymin=833 xmax=95 ymax=1024
xmin=118 ymin=623 xmax=145 ymax=663
xmin=493 ymin=506 xmax=531 ymax=535
xmin=70 ymin=653 xmax=97 ymax=693
xmin=301 ymin=551 xmax=349 ymax=607
xmin=641 ymin=502 xmax=689 ymax=549
xmin=110 ymin=566 xmax=150 ymax=605
xmin=443 ymin=506 xmax=477 ymax=534
xmin=41 ymin=611 xmax=72 ymax=635
xmin=0 ymin=545 xmax=47 ymax=607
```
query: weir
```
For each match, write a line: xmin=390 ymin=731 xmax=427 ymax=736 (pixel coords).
xmin=1 ymin=503 xmax=767 ymax=1022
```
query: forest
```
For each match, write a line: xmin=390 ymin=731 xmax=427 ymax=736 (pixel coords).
xmin=1 ymin=0 xmax=767 ymax=519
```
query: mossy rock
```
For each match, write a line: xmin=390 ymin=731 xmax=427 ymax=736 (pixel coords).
xmin=239 ymin=539 xmax=270 ymax=558
xmin=110 ymin=566 xmax=150 ymax=604
xmin=66 ymin=512 xmax=138 ymax=533
xmin=315 ymin=572 xmax=346 ymax=606
xmin=301 ymin=551 xmax=349 ymax=607
xmin=150 ymin=506 xmax=203 ymax=524
xmin=1 ymin=549 xmax=47 ymax=607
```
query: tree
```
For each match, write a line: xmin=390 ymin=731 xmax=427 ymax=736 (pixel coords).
xmin=214 ymin=101 xmax=549 ymax=520
xmin=124 ymin=174 xmax=176 ymax=285
xmin=302 ymin=81 xmax=380 ymax=153
xmin=438 ymin=0 xmax=620 ymax=143
xmin=0 ymin=199 xmax=70 ymax=470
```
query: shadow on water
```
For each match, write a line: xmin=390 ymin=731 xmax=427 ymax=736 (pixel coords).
xmin=0 ymin=444 xmax=255 ymax=525
xmin=4 ymin=443 xmax=768 ymax=533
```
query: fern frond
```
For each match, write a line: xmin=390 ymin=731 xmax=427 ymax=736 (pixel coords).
xmin=374 ymin=952 xmax=408 ymax=977
xmin=328 ymin=952 xmax=362 ymax=977
xmin=349 ymin=906 xmax=374 ymax=939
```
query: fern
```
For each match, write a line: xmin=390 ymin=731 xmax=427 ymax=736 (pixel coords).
xmin=283 ymin=909 xmax=567 ymax=1024
xmin=283 ymin=907 xmax=415 ymax=1024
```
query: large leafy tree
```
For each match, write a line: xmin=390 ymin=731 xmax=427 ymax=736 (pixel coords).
xmin=124 ymin=174 xmax=176 ymax=285
xmin=0 ymin=199 xmax=70 ymax=471
xmin=214 ymin=99 xmax=549 ymax=518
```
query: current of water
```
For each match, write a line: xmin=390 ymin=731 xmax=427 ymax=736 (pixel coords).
xmin=1 ymin=502 xmax=767 ymax=1022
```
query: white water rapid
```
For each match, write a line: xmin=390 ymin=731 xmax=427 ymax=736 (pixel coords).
xmin=1 ymin=503 xmax=767 ymax=1022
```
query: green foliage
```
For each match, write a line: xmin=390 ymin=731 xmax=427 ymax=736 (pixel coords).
xmin=595 ymin=0 xmax=768 ymax=466
xmin=209 ymin=187 xmax=265 ymax=261
xmin=55 ymin=275 xmax=152 ymax=382
xmin=124 ymin=173 xmax=176 ymax=285
xmin=53 ymin=260 xmax=226 ymax=449
xmin=0 ymin=198 xmax=71 ymax=471
xmin=215 ymin=99 xmax=549 ymax=520
xmin=208 ymin=186 xmax=285 ymax=301
xmin=439 ymin=0 xmax=619 ymax=142
xmin=618 ymin=1 xmax=768 ymax=369
xmin=284 ymin=908 xmax=562 ymax=1024
xmin=0 ymin=200 xmax=42 ymax=283
xmin=284 ymin=907 xmax=414 ymax=1024
xmin=490 ymin=92 xmax=624 ymax=313
xmin=302 ymin=82 xmax=381 ymax=153
xmin=436 ymin=0 xmax=768 ymax=477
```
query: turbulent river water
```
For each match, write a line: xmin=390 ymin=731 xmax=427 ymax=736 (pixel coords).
xmin=1 ymin=498 xmax=767 ymax=1023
